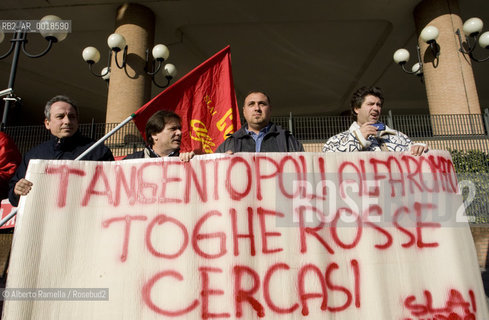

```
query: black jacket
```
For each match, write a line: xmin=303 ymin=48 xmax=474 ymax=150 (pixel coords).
xmin=124 ymin=147 xmax=179 ymax=159
xmin=215 ymin=123 xmax=304 ymax=153
xmin=8 ymin=131 xmax=114 ymax=206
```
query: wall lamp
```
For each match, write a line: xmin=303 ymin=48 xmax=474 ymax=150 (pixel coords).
xmin=0 ymin=15 xmax=68 ymax=129
xmin=455 ymin=17 xmax=489 ymax=63
xmin=82 ymin=33 xmax=177 ymax=88
xmin=393 ymin=45 xmax=424 ymax=78
xmin=393 ymin=25 xmax=440 ymax=78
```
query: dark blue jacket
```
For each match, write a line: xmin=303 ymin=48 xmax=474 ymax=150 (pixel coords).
xmin=8 ymin=131 xmax=114 ymax=206
xmin=215 ymin=123 xmax=304 ymax=153
xmin=124 ymin=147 xmax=179 ymax=159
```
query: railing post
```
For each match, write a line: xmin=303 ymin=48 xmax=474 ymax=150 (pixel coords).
xmin=289 ymin=112 xmax=293 ymax=134
xmin=387 ymin=110 xmax=394 ymax=128
xmin=484 ymin=108 xmax=489 ymax=137
xmin=90 ymin=118 xmax=95 ymax=140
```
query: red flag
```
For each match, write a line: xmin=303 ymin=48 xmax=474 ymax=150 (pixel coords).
xmin=133 ymin=46 xmax=240 ymax=153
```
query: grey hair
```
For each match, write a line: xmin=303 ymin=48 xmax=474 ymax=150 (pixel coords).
xmin=44 ymin=95 xmax=79 ymax=120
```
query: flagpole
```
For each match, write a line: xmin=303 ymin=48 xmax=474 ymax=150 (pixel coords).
xmin=0 ymin=114 xmax=136 ymax=228
xmin=0 ymin=208 xmax=17 ymax=228
xmin=75 ymin=114 xmax=135 ymax=160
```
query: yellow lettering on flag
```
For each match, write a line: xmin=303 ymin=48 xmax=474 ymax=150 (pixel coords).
xmin=190 ymin=119 xmax=215 ymax=154
xmin=204 ymin=95 xmax=217 ymax=116
xmin=216 ymin=108 xmax=234 ymax=138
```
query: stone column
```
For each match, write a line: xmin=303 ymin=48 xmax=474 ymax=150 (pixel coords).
xmin=106 ymin=3 xmax=154 ymax=124
xmin=104 ymin=3 xmax=154 ymax=156
xmin=414 ymin=0 xmax=483 ymax=135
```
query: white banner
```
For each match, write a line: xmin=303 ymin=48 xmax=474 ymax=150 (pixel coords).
xmin=2 ymin=151 xmax=487 ymax=319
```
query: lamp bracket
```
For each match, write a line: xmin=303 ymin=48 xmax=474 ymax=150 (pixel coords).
xmin=455 ymin=28 xmax=489 ymax=62
xmin=151 ymin=76 xmax=172 ymax=89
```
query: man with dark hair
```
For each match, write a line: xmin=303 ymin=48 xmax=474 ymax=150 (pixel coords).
xmin=216 ymin=90 xmax=304 ymax=153
xmin=8 ymin=95 xmax=114 ymax=206
xmin=322 ymin=86 xmax=428 ymax=155
xmin=124 ymin=110 xmax=195 ymax=161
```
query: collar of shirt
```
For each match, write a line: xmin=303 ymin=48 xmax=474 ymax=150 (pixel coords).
xmin=350 ymin=121 xmax=397 ymax=136
xmin=147 ymin=146 xmax=179 ymax=158
xmin=53 ymin=131 xmax=83 ymax=152
xmin=168 ymin=149 xmax=179 ymax=157
xmin=245 ymin=124 xmax=272 ymax=152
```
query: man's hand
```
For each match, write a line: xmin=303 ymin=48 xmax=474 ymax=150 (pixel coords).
xmin=179 ymin=151 xmax=195 ymax=162
xmin=410 ymin=144 xmax=429 ymax=156
xmin=359 ymin=122 xmax=379 ymax=139
xmin=14 ymin=178 xmax=33 ymax=197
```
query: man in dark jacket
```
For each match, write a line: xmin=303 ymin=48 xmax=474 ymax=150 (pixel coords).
xmin=216 ymin=91 xmax=304 ymax=153
xmin=8 ymin=95 xmax=114 ymax=206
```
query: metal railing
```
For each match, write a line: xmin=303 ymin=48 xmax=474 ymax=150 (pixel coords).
xmin=6 ymin=112 xmax=489 ymax=155
xmin=4 ymin=121 xmax=145 ymax=156
xmin=5 ymin=111 xmax=489 ymax=222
